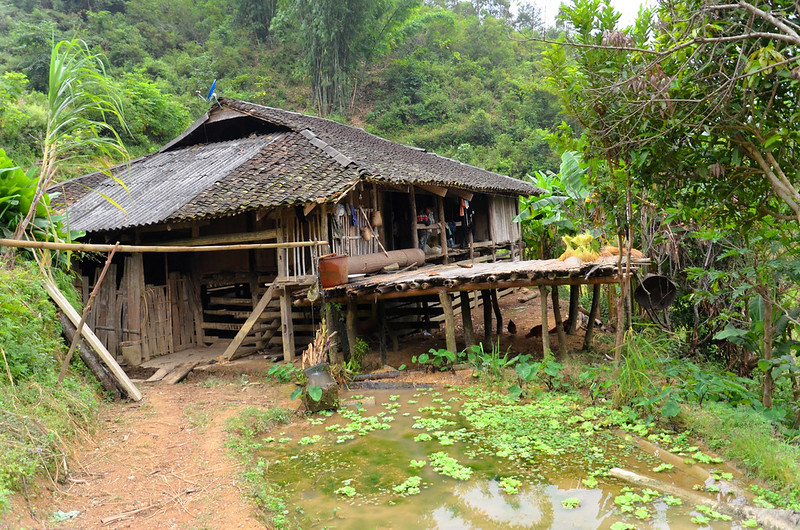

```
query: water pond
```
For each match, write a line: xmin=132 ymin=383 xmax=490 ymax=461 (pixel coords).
xmin=260 ymin=386 xmax=756 ymax=529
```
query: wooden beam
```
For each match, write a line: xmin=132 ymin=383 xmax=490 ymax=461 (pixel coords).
xmin=44 ymin=280 xmax=142 ymax=401
xmin=0 ymin=238 xmax=326 ymax=253
xmin=583 ymin=284 xmax=601 ymax=350
xmin=491 ymin=288 xmax=502 ymax=336
xmin=460 ymin=291 xmax=474 ymax=348
xmin=220 ymin=283 xmax=277 ymax=361
xmin=417 ymin=184 xmax=448 ymax=197
xmin=161 ymin=228 xmax=278 ymax=246
xmin=447 ymin=188 xmax=473 ymax=201
xmin=539 ymin=285 xmax=550 ymax=355
xmin=439 ymin=291 xmax=457 ymax=354
xmin=280 ymin=288 xmax=295 ymax=361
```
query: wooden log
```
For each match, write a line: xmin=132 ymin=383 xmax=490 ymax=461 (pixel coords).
xmin=583 ymin=284 xmax=601 ymax=350
xmin=481 ymin=289 xmax=493 ymax=345
xmin=0 ymin=238 xmax=327 ymax=253
xmin=567 ymin=285 xmax=580 ymax=335
xmin=58 ymin=312 xmax=120 ymax=398
xmin=439 ymin=291 xmax=457 ymax=353
xmin=460 ymin=291 xmax=474 ymax=348
xmin=220 ymin=283 xmax=277 ymax=361
xmin=44 ymin=280 xmax=142 ymax=401
xmin=552 ymin=285 xmax=567 ymax=357
xmin=539 ymin=285 xmax=550 ymax=354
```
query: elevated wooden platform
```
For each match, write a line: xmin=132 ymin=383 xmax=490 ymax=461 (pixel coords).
xmin=302 ymin=257 xmax=643 ymax=302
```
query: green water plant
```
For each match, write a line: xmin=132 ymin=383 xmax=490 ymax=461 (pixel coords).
xmin=413 ymin=348 xmax=458 ymax=372
xmin=498 ymin=477 xmax=521 ymax=494
xmin=428 ymin=452 xmax=472 ymax=480
xmin=561 ymin=497 xmax=581 ymax=509
xmin=466 ymin=341 xmax=518 ymax=384
xmin=392 ymin=476 xmax=422 ymax=495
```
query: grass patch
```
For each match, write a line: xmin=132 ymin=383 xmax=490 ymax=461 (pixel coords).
xmin=225 ymin=406 xmax=292 ymax=527
xmin=681 ymin=402 xmax=800 ymax=509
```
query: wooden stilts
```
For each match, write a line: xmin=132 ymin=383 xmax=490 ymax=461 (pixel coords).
xmin=539 ymin=285 xmax=550 ymax=355
xmin=459 ymin=291 xmax=474 ymax=348
xmin=583 ymin=284 xmax=601 ymax=350
xmin=490 ymin=288 xmax=502 ymax=336
xmin=439 ymin=291 xmax=457 ymax=353
xmin=438 ymin=195 xmax=449 ymax=264
xmin=326 ymin=303 xmax=343 ymax=365
xmin=481 ymin=289 xmax=493 ymax=345
xmin=567 ymin=285 xmax=580 ymax=335
xmin=552 ymin=285 xmax=567 ymax=357
xmin=346 ymin=300 xmax=358 ymax=361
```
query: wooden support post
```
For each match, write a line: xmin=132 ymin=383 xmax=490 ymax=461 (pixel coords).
xmin=221 ymin=284 xmax=277 ymax=361
xmin=346 ymin=300 xmax=358 ymax=361
xmin=459 ymin=291 xmax=474 ymax=348
xmin=491 ymin=288 xmax=502 ymax=336
xmin=481 ymin=289 xmax=493 ymax=345
xmin=58 ymin=312 xmax=120 ymax=399
xmin=410 ymin=186 xmax=419 ymax=249
xmin=125 ymin=253 xmax=146 ymax=358
xmin=539 ymin=285 xmax=550 ymax=355
xmin=439 ymin=291 xmax=457 ymax=353
xmin=583 ymin=284 xmax=601 ymax=350
xmin=378 ymin=300 xmax=387 ymax=366
xmin=438 ymin=195 xmax=448 ymax=264
xmin=325 ymin=303 xmax=343 ymax=365
xmin=552 ymin=285 xmax=567 ymax=358
xmin=567 ymin=285 xmax=580 ymax=335
xmin=280 ymin=286 xmax=295 ymax=361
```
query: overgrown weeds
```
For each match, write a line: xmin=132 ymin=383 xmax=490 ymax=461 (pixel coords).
xmin=225 ymin=406 xmax=292 ymax=527
xmin=0 ymin=261 xmax=100 ymax=512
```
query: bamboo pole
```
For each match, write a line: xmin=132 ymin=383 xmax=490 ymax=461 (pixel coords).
xmin=0 ymin=238 xmax=327 ymax=253
xmin=58 ymin=243 xmax=119 ymax=383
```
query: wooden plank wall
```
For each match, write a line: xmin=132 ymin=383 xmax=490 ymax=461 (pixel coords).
xmin=85 ymin=265 xmax=120 ymax=359
xmin=330 ymin=188 xmax=380 ymax=257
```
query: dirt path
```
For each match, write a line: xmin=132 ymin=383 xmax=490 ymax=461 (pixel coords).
xmin=4 ymin=371 xmax=292 ymax=530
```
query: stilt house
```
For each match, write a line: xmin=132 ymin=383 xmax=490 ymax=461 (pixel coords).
xmin=53 ymin=98 xmax=540 ymax=366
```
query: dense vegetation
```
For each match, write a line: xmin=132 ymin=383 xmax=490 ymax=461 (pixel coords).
xmin=0 ymin=0 xmax=565 ymax=177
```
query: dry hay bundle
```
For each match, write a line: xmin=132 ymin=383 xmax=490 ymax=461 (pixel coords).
xmin=301 ymin=318 xmax=337 ymax=369
xmin=558 ymin=233 xmax=599 ymax=262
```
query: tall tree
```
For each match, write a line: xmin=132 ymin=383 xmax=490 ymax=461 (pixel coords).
xmin=293 ymin=0 xmax=419 ymax=115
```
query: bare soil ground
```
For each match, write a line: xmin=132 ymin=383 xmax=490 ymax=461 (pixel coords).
xmin=1 ymin=287 xmax=606 ymax=530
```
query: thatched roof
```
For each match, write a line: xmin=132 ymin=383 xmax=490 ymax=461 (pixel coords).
xmin=54 ymin=98 xmax=541 ymax=233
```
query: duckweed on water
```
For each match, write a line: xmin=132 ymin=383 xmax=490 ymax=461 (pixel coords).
xmin=498 ymin=476 xmax=521 ymax=494
xmin=428 ymin=452 xmax=473 ymax=480
xmin=392 ymin=476 xmax=422 ymax=495
xmin=562 ymin=497 xmax=581 ymax=509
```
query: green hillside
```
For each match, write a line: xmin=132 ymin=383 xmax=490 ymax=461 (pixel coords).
xmin=0 ymin=0 xmax=566 ymax=178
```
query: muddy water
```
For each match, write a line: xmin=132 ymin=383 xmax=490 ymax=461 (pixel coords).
xmin=262 ymin=388 xmax=750 ymax=529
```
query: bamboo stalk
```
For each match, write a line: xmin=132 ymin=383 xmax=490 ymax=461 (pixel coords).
xmin=0 ymin=239 xmax=327 ymax=253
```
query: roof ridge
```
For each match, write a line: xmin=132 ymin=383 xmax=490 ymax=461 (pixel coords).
xmin=298 ymin=129 xmax=353 ymax=168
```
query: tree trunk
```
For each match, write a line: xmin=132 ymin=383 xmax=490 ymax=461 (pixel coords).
xmin=762 ymin=293 xmax=774 ymax=408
